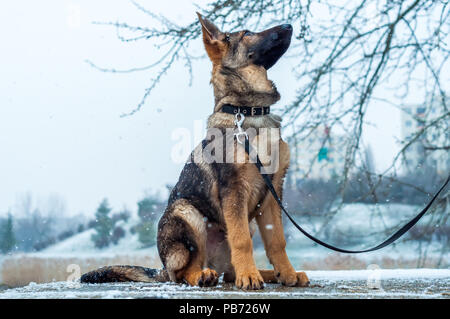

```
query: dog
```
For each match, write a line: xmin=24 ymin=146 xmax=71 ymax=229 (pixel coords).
xmin=81 ymin=13 xmax=309 ymax=290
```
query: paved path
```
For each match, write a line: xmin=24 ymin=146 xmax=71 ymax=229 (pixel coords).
xmin=1 ymin=269 xmax=449 ymax=299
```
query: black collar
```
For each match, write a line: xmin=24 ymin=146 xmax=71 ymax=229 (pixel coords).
xmin=220 ymin=104 xmax=270 ymax=116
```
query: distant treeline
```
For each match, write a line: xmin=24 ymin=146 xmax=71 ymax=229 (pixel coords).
xmin=0 ymin=192 xmax=166 ymax=254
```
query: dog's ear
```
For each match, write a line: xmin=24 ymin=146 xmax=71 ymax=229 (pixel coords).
xmin=196 ymin=12 xmax=226 ymax=64
xmin=196 ymin=12 xmax=221 ymax=41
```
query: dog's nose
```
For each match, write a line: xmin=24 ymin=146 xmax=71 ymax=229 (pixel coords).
xmin=281 ymin=24 xmax=292 ymax=31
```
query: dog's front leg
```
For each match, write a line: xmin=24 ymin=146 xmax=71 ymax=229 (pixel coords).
xmin=223 ymin=194 xmax=264 ymax=290
xmin=256 ymin=194 xmax=309 ymax=287
xmin=255 ymin=152 xmax=309 ymax=287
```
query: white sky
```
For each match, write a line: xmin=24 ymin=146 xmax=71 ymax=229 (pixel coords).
xmin=0 ymin=0 xmax=405 ymax=217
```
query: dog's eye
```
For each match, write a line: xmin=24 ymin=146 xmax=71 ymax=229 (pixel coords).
xmin=243 ymin=30 xmax=254 ymax=37
xmin=224 ymin=33 xmax=230 ymax=42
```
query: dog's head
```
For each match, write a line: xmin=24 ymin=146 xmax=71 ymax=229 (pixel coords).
xmin=197 ymin=13 xmax=292 ymax=70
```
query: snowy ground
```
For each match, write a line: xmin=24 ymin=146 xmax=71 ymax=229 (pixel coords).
xmin=1 ymin=269 xmax=449 ymax=299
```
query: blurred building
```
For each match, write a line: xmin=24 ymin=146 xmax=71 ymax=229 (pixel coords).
xmin=290 ymin=125 xmax=346 ymax=181
xmin=401 ymin=103 xmax=449 ymax=176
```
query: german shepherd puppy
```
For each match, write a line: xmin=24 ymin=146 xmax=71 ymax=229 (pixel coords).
xmin=81 ymin=13 xmax=309 ymax=290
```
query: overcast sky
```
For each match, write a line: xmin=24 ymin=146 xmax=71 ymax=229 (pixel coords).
xmin=0 ymin=1 xmax=406 ymax=218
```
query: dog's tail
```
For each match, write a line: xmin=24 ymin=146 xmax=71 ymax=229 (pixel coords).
xmin=80 ymin=265 xmax=169 ymax=284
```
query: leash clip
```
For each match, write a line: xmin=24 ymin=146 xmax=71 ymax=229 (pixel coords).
xmin=234 ymin=112 xmax=248 ymax=144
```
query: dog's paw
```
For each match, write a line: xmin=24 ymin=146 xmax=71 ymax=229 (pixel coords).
xmin=235 ymin=269 xmax=264 ymax=290
xmin=295 ymin=271 xmax=310 ymax=287
xmin=276 ymin=269 xmax=298 ymax=287
xmin=276 ymin=270 xmax=310 ymax=287
xmin=197 ymin=268 xmax=219 ymax=287
xmin=185 ymin=268 xmax=219 ymax=287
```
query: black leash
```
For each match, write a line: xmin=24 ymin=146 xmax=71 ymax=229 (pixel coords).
xmin=243 ymin=137 xmax=450 ymax=253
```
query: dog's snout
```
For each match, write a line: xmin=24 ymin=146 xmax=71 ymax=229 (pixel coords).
xmin=247 ymin=23 xmax=293 ymax=70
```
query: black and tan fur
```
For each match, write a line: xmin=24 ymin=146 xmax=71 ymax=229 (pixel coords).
xmin=81 ymin=13 xmax=309 ymax=290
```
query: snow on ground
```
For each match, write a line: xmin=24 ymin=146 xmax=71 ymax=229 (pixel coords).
xmin=306 ymin=268 xmax=450 ymax=280
xmin=1 ymin=269 xmax=449 ymax=299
